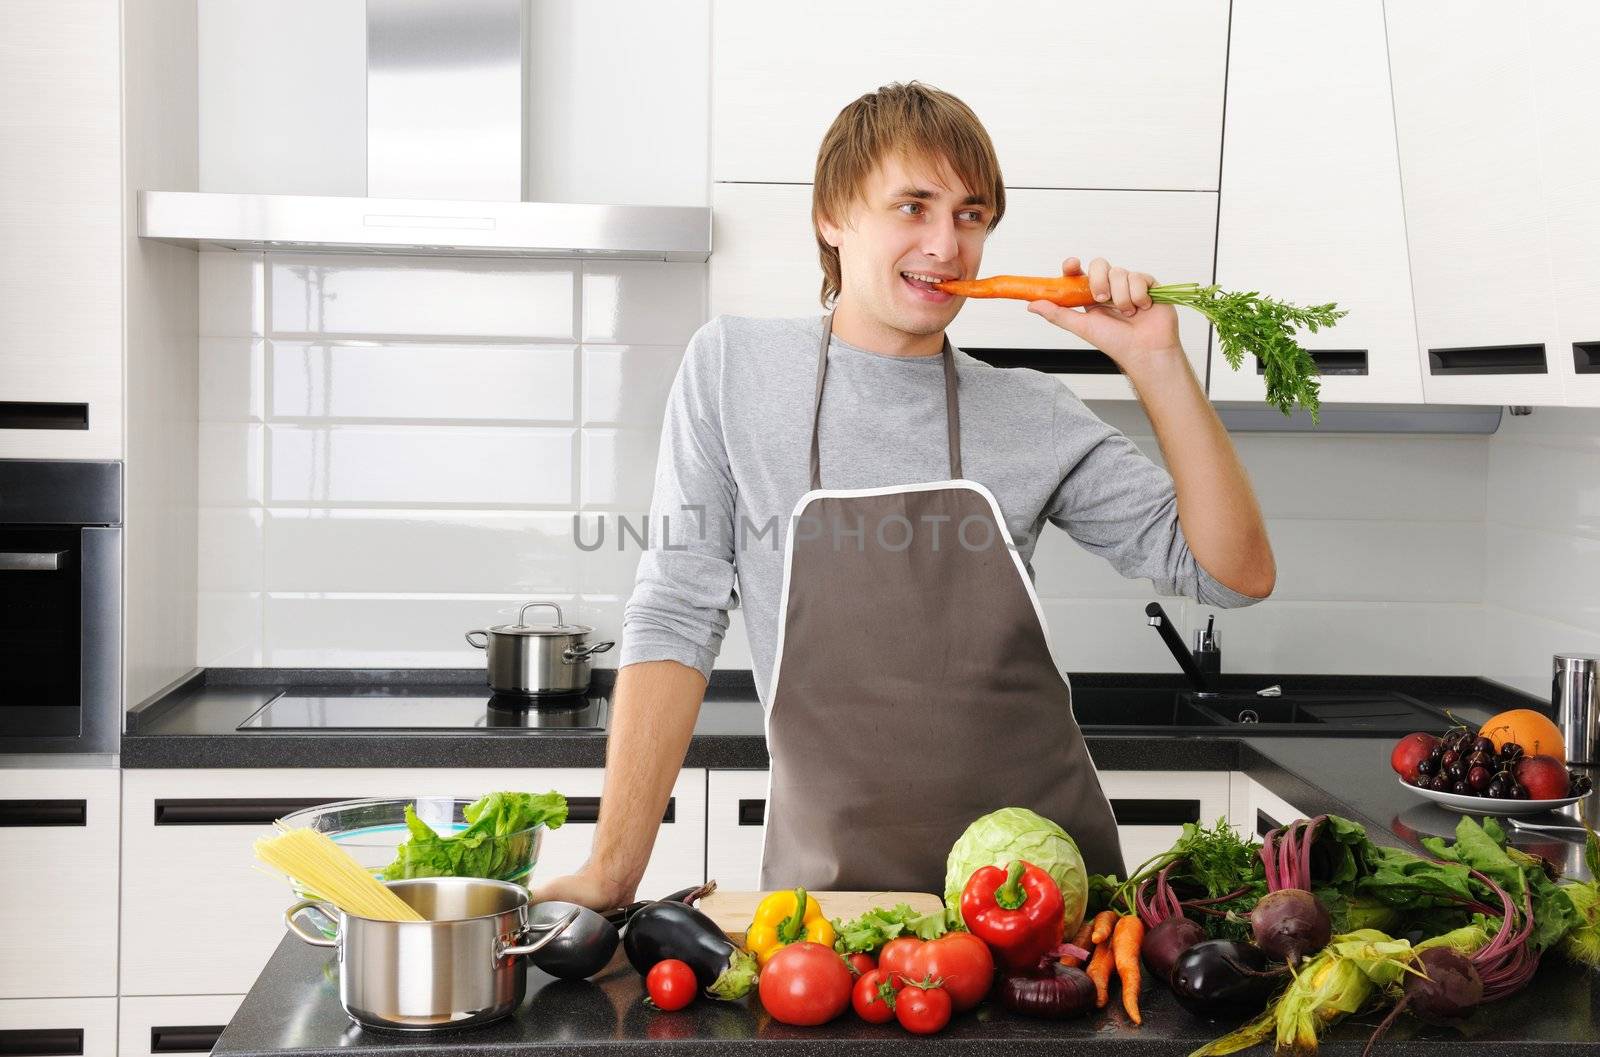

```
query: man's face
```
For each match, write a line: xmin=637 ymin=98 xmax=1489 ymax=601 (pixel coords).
xmin=818 ymin=152 xmax=993 ymax=338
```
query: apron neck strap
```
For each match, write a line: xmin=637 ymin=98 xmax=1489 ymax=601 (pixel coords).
xmin=809 ymin=311 xmax=963 ymax=491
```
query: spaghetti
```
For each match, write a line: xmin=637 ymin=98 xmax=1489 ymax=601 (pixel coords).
xmin=255 ymin=825 xmax=424 ymax=922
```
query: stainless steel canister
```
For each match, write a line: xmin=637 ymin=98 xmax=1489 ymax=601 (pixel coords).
xmin=1552 ymin=653 xmax=1598 ymax=766
xmin=284 ymin=877 xmax=579 ymax=1032
xmin=465 ymin=601 xmax=614 ymax=696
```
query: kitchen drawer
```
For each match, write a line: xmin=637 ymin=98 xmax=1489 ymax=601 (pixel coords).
xmin=1245 ymin=778 xmax=1312 ymax=839
xmin=0 ymin=769 xmax=119 ymax=999
xmin=0 ymin=996 xmax=117 ymax=1057
xmin=705 ymin=770 xmax=770 ymax=892
xmin=118 ymin=995 xmax=243 ymax=1056
xmin=1097 ymin=770 xmax=1231 ymax=873
xmin=119 ymin=768 xmax=704 ymax=995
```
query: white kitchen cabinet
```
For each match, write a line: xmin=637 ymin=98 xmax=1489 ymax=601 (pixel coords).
xmin=0 ymin=997 xmax=117 ymax=1057
xmin=712 ymin=1 xmax=1229 ymax=191
xmin=0 ymin=0 xmax=124 ymax=459
xmin=1211 ymin=0 xmax=1421 ymax=405
xmin=1385 ymin=0 xmax=1564 ymax=406
xmin=1245 ymin=777 xmax=1312 ymax=839
xmin=118 ymin=994 xmax=243 ymax=1056
xmin=709 ymin=183 xmax=1216 ymax=400
xmin=0 ymin=769 xmax=119 ymax=1000
xmin=120 ymin=768 xmax=705 ymax=996
xmin=1097 ymin=771 xmax=1231 ymax=872
xmin=706 ymin=770 xmax=770 ymax=892
xmin=1528 ymin=3 xmax=1600 ymax=407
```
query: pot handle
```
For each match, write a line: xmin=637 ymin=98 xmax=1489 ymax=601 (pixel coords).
xmin=562 ymin=640 xmax=615 ymax=664
xmin=465 ymin=630 xmax=489 ymax=649
xmin=497 ymin=905 xmax=582 ymax=961
xmin=284 ymin=900 xmax=339 ymax=948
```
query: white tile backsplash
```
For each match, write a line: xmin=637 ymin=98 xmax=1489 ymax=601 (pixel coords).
xmin=268 ymin=341 xmax=577 ymax=422
xmin=194 ymin=253 xmax=1596 ymax=681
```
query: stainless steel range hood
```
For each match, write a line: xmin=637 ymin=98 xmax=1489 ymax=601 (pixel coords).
xmin=139 ymin=0 xmax=710 ymax=262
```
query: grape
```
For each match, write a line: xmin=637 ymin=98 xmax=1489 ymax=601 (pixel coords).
xmin=1428 ymin=745 xmax=1444 ymax=764
xmin=1472 ymin=736 xmax=1496 ymax=756
xmin=1451 ymin=780 xmax=1472 ymax=795
xmin=1430 ymin=774 xmax=1451 ymax=791
xmin=1447 ymin=763 xmax=1467 ymax=781
xmin=1487 ymin=778 xmax=1509 ymax=799
xmin=1468 ymin=766 xmax=1491 ymax=791
xmin=1501 ymin=742 xmax=1524 ymax=761
xmin=1416 ymin=758 xmax=1437 ymax=776
xmin=1441 ymin=750 xmax=1461 ymax=770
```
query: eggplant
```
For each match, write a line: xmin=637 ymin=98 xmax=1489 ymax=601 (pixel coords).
xmin=1169 ymin=939 xmax=1280 ymax=1019
xmin=604 ymin=880 xmax=713 ymax=929
xmin=621 ymin=898 xmax=758 ymax=1000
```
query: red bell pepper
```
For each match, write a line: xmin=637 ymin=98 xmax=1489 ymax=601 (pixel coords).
xmin=960 ymin=860 xmax=1065 ymax=970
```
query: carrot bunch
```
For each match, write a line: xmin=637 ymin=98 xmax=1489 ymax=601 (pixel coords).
xmin=936 ymin=273 xmax=1346 ymax=424
xmin=1079 ymin=909 xmax=1145 ymax=1025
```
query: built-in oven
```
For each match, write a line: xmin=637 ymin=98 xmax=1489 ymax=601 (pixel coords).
xmin=0 ymin=460 xmax=121 ymax=754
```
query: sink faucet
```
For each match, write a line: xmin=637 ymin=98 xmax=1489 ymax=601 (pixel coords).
xmin=1145 ymin=602 xmax=1216 ymax=693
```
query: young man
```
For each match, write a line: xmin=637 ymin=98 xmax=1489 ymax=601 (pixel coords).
xmin=532 ymin=82 xmax=1273 ymax=906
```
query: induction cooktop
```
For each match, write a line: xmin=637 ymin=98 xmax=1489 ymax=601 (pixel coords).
xmin=236 ymin=688 xmax=608 ymax=731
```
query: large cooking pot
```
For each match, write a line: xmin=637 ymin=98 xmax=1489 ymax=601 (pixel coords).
xmin=284 ymin=877 xmax=580 ymax=1032
xmin=465 ymin=602 xmax=614 ymax=696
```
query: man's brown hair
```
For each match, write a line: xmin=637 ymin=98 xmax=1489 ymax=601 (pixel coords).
xmin=811 ymin=81 xmax=1005 ymax=308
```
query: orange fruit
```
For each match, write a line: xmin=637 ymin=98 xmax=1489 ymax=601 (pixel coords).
xmin=1479 ymin=709 xmax=1566 ymax=761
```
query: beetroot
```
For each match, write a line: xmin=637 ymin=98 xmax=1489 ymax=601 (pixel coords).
xmin=1249 ymin=888 xmax=1331 ymax=966
xmin=1142 ymin=915 xmax=1207 ymax=984
xmin=1406 ymin=947 xmax=1484 ymax=1025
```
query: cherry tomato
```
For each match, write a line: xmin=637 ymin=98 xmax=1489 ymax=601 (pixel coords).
xmin=645 ymin=959 xmax=697 ymax=1012
xmin=851 ymin=968 xmax=901 ymax=1024
xmin=908 ymin=931 xmax=995 ymax=1012
xmin=844 ymin=951 xmax=876 ymax=978
xmin=895 ymin=981 xmax=952 ymax=1035
xmin=758 ymin=941 xmax=854 ymax=1026
xmin=878 ymin=937 xmax=924 ymax=980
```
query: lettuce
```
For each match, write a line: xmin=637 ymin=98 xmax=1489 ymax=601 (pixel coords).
xmin=379 ymin=791 xmax=566 ymax=881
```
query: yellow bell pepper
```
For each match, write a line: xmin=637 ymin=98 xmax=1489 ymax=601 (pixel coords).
xmin=745 ymin=887 xmax=835 ymax=966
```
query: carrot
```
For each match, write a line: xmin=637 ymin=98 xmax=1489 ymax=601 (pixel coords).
xmin=1089 ymin=909 xmax=1118 ymax=946
xmin=936 ymin=274 xmax=1096 ymax=308
xmin=1059 ymin=918 xmax=1096 ymax=968
xmin=1087 ymin=938 xmax=1115 ymax=1009
xmin=935 ymin=271 xmax=1347 ymax=424
xmin=1111 ymin=913 xmax=1145 ymax=1026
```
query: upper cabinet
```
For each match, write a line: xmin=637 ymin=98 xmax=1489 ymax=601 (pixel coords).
xmin=1385 ymin=0 xmax=1565 ymax=406
xmin=1211 ymin=0 xmax=1421 ymax=405
xmin=0 ymin=0 xmax=123 ymax=458
xmin=1527 ymin=2 xmax=1600 ymax=406
xmin=712 ymin=1 xmax=1230 ymax=191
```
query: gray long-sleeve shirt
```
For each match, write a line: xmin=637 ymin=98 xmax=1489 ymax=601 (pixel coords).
xmin=620 ymin=314 xmax=1263 ymax=703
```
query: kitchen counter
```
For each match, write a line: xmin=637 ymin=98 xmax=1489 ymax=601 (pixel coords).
xmin=207 ymin=671 xmax=1599 ymax=1056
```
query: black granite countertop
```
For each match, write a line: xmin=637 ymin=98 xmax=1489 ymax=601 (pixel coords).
xmin=206 ymin=671 xmax=1599 ymax=1056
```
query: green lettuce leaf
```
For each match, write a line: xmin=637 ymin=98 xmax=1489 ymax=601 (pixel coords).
xmin=1421 ymin=815 xmax=1578 ymax=951
xmin=832 ymin=903 xmax=950 ymax=953
xmin=379 ymin=791 xmax=566 ymax=881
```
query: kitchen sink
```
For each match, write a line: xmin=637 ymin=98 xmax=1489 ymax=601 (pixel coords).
xmin=1070 ymin=685 xmax=1448 ymax=735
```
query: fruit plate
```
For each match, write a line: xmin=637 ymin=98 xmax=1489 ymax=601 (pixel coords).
xmin=1400 ymin=778 xmax=1585 ymax=816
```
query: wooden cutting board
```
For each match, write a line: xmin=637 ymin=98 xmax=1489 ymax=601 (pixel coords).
xmin=697 ymin=890 xmax=944 ymax=939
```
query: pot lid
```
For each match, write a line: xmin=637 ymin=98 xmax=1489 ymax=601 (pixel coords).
xmin=488 ymin=601 xmax=593 ymax=636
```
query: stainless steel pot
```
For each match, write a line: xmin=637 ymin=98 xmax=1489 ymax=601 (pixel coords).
xmin=465 ymin=602 xmax=614 ymax=696
xmin=284 ymin=877 xmax=580 ymax=1032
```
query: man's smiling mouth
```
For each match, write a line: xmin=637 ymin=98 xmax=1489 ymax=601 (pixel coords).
xmin=901 ymin=270 xmax=957 ymax=297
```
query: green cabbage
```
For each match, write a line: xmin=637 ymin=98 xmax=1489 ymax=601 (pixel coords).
xmin=944 ymin=807 xmax=1088 ymax=934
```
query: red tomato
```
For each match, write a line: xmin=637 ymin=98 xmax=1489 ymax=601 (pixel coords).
xmin=851 ymin=968 xmax=900 ymax=1024
xmin=645 ymin=959 xmax=697 ymax=1012
xmin=877 ymin=937 xmax=924 ymax=979
xmin=909 ymin=931 xmax=995 ymax=1012
xmin=895 ymin=982 xmax=952 ymax=1035
xmin=844 ymin=951 xmax=876 ymax=978
xmin=759 ymin=941 xmax=854 ymax=1026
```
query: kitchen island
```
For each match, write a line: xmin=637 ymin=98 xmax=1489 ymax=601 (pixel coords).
xmin=205 ymin=681 xmax=1600 ymax=1057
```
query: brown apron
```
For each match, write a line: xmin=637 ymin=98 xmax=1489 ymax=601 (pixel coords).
xmin=759 ymin=313 xmax=1127 ymax=893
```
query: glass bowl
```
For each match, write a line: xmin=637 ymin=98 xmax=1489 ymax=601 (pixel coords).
xmin=274 ymin=796 xmax=547 ymax=905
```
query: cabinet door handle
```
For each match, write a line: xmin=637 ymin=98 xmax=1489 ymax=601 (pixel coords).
xmin=149 ymin=1025 xmax=225 ymax=1053
xmin=1108 ymin=799 xmax=1200 ymax=826
xmin=1257 ymin=350 xmax=1368 ymax=376
xmin=0 ymin=401 xmax=89 ymax=431
xmin=0 ymin=800 xmax=86 ymax=827
xmin=153 ymin=798 xmax=345 ymax=826
xmin=737 ymin=799 xmax=765 ymax=826
xmin=1574 ymin=341 xmax=1600 ymax=375
xmin=964 ymin=348 xmax=1120 ymax=375
xmin=0 ymin=551 xmax=65 ymax=572
xmin=0 ymin=1027 xmax=84 ymax=1055
xmin=1428 ymin=343 xmax=1547 ymax=375
xmin=565 ymin=797 xmax=675 ymax=825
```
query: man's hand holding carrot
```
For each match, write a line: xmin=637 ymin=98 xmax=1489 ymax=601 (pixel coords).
xmin=1026 ymin=256 xmax=1187 ymax=380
